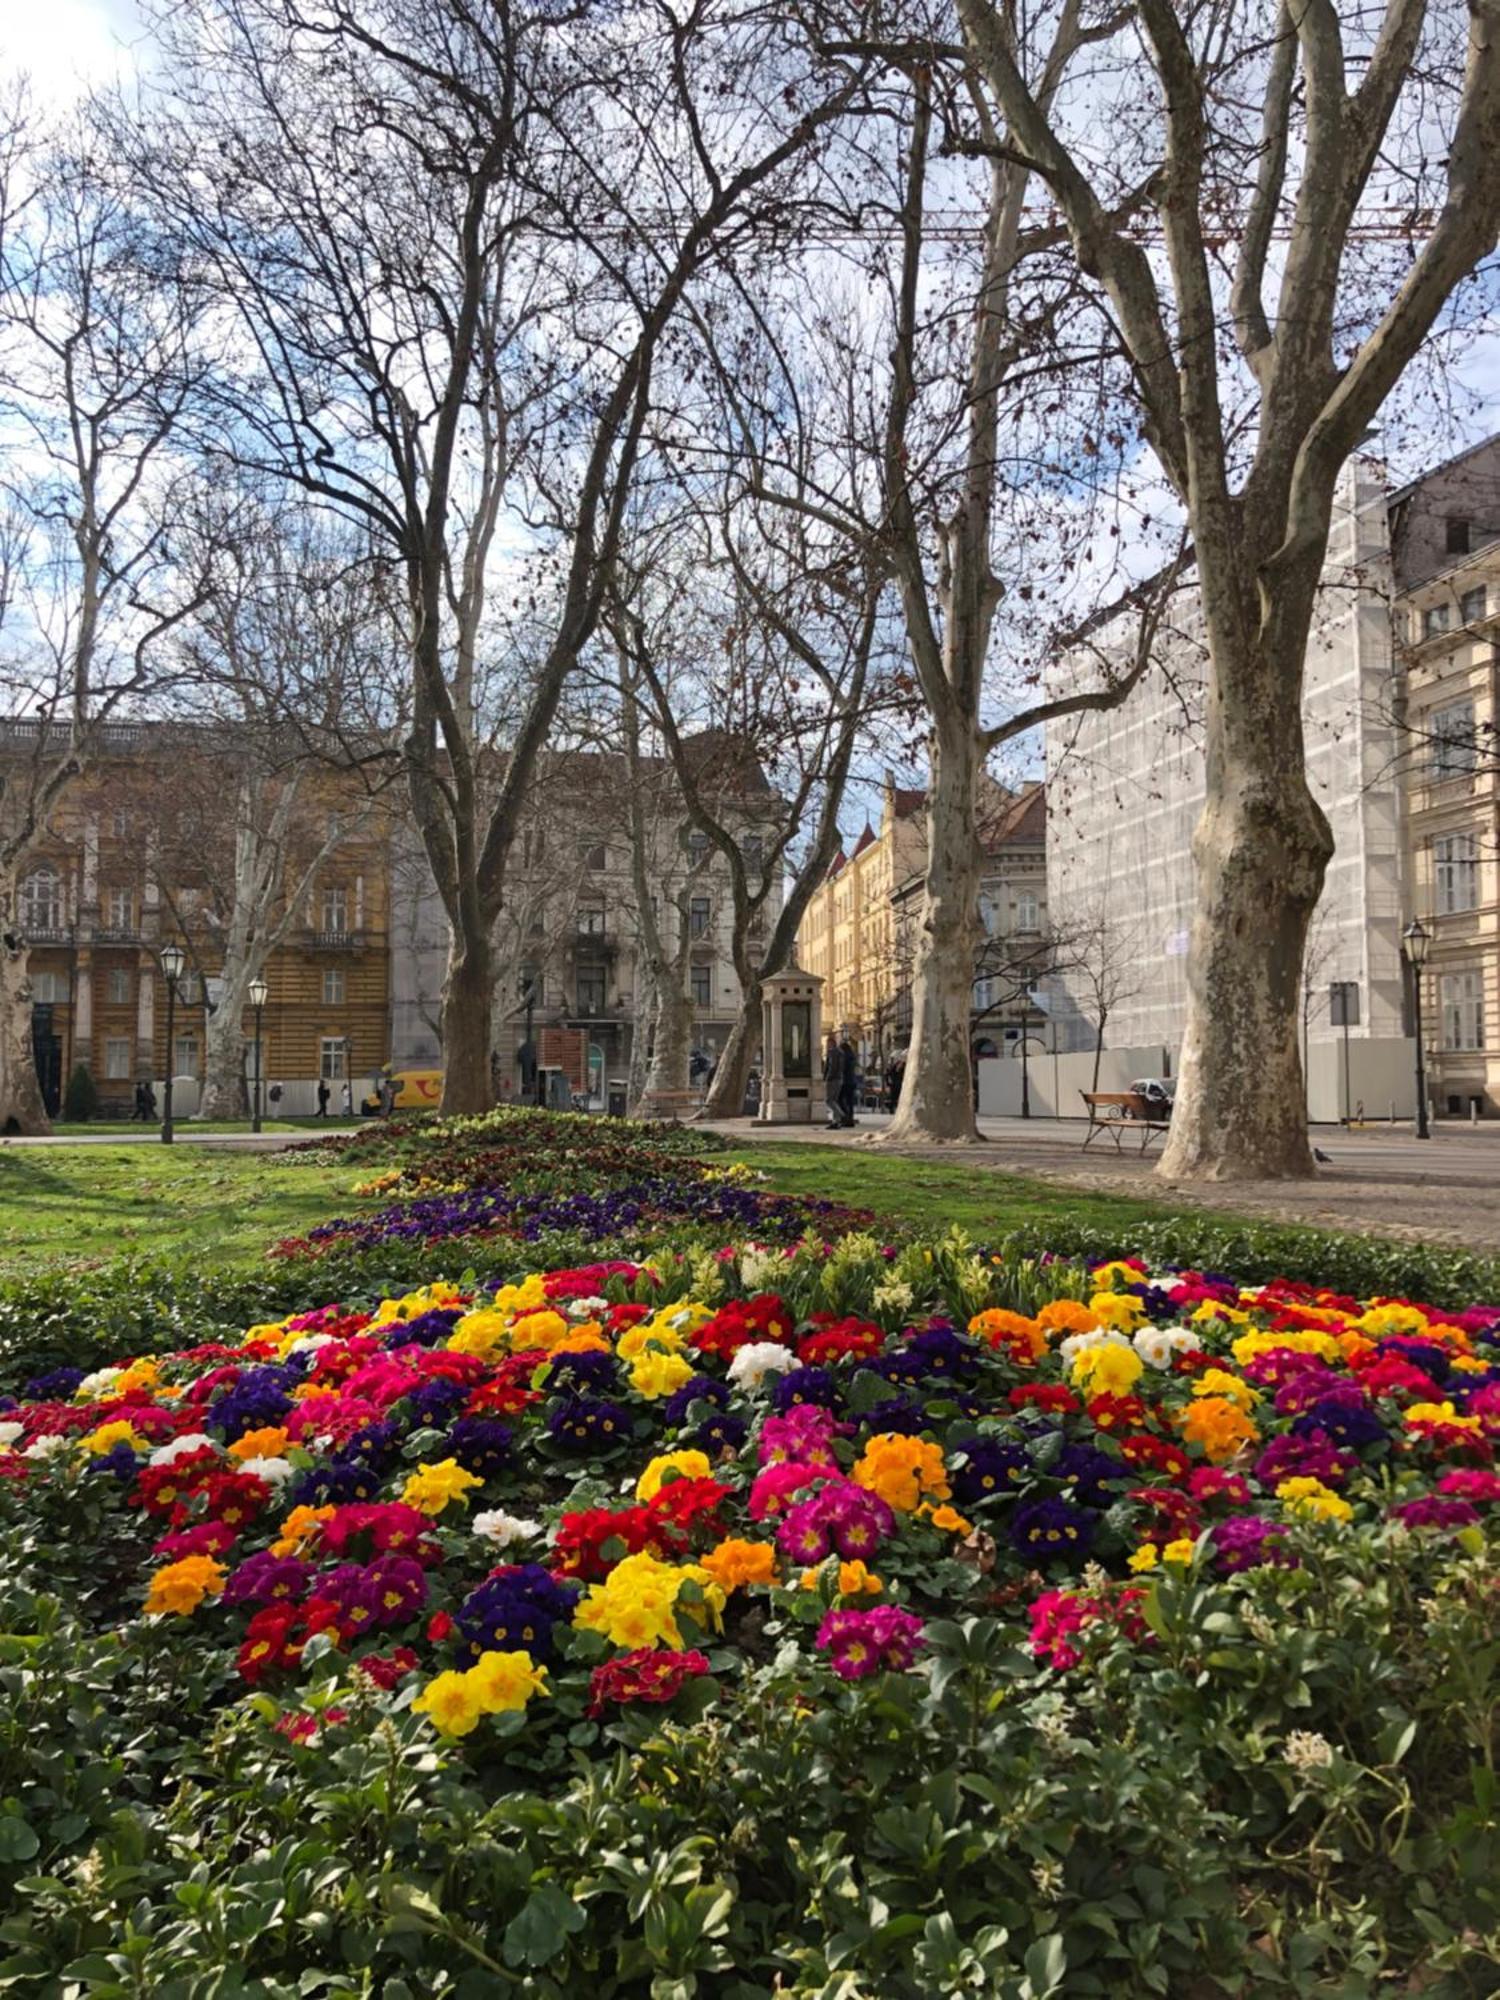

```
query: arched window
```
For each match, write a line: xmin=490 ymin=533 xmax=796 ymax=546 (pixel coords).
xmin=20 ymin=867 xmax=62 ymax=933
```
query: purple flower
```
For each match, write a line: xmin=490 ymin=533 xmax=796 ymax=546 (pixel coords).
xmin=1212 ymin=1516 xmax=1298 ymax=1575
xmin=662 ymin=1374 xmax=729 ymax=1427
xmin=448 ymin=1415 xmax=514 ymax=1478
xmin=1010 ymin=1497 xmax=1096 ymax=1563
xmin=693 ymin=1411 xmax=747 ymax=1456
xmin=289 ymin=1460 xmax=384 ymax=1509
xmin=1290 ymin=1399 xmax=1388 ymax=1451
xmin=548 ymin=1398 xmax=632 ymax=1452
xmin=223 ymin=1551 xmax=310 ymax=1607
xmin=859 ymin=1396 xmax=927 ymax=1437
xmin=954 ymin=1440 xmax=1031 ymax=1505
xmin=1389 ymin=1495 xmax=1480 ymax=1530
xmin=771 ymin=1367 xmax=841 ymax=1413
xmin=816 ymin=1606 xmax=926 ymax=1680
xmin=549 ymin=1350 xmax=621 ymax=1395
xmin=456 ymin=1565 xmax=578 ymax=1661
xmin=1254 ymin=1431 xmax=1356 ymax=1491
xmin=776 ymin=1480 xmax=893 ymax=1567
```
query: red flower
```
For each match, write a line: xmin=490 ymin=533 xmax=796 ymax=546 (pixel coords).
xmin=426 ymin=1610 xmax=455 ymax=1643
xmin=1009 ymin=1384 xmax=1079 ymax=1415
xmin=586 ymin=1647 xmax=711 ymax=1718
xmin=1120 ymin=1434 xmax=1192 ymax=1482
xmin=1085 ymin=1393 xmax=1147 ymax=1432
xmin=354 ymin=1646 xmax=420 ymax=1689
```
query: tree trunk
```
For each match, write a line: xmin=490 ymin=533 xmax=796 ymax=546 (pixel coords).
xmin=698 ymin=982 xmax=759 ymax=1120
xmin=635 ymin=979 xmax=696 ymax=1120
xmin=1092 ymin=1013 xmax=1106 ymax=1093
xmin=199 ymin=986 xmax=251 ymax=1120
xmin=0 ymin=940 xmax=51 ymax=1136
xmin=884 ymin=724 xmax=983 ymax=1143
xmin=440 ymin=930 xmax=495 ymax=1116
xmin=1159 ymin=631 xmax=1333 ymax=1180
xmin=626 ymin=974 xmax=654 ymax=1115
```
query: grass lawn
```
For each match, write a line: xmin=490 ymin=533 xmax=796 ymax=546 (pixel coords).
xmin=0 ymin=1142 xmax=363 ymax=1274
xmin=733 ymin=1139 xmax=1203 ymax=1240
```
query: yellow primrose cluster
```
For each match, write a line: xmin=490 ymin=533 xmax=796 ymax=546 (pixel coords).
xmin=1276 ymin=1477 xmax=1354 ymax=1524
xmin=412 ymin=1650 xmax=549 ymax=1736
xmin=572 ymin=1551 xmax=726 ymax=1650
xmin=400 ymin=1458 xmax=484 ymax=1516
xmin=1070 ymin=1343 xmax=1144 ymax=1397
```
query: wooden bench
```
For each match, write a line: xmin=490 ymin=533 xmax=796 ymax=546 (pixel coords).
xmin=1080 ymin=1089 xmax=1171 ymax=1154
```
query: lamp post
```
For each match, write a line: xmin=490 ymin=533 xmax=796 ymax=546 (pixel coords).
xmin=1402 ymin=918 xmax=1431 ymax=1140
xmin=248 ymin=975 xmax=269 ymax=1133
xmin=159 ymin=942 xmax=184 ymax=1145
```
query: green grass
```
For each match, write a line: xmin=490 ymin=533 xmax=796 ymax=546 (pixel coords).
xmin=45 ymin=1117 xmax=353 ymax=1135
xmin=0 ymin=1143 xmax=364 ymax=1274
xmin=731 ymin=1140 xmax=1203 ymax=1240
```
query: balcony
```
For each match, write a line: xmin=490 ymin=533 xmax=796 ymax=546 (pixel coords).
xmin=94 ymin=926 xmax=139 ymax=945
xmin=304 ymin=928 xmax=367 ymax=951
xmin=23 ymin=927 xmax=70 ymax=946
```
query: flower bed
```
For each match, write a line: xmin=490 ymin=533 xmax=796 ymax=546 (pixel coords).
xmin=3 ymin=1231 xmax=1499 ymax=1991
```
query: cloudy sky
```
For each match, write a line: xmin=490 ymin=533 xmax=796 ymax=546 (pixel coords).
xmin=1 ymin=0 xmax=144 ymax=103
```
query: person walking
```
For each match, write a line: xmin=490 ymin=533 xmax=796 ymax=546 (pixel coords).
xmin=884 ymin=1054 xmax=905 ymax=1114
xmin=316 ymin=1078 xmax=330 ymax=1118
xmin=823 ymin=1032 xmax=842 ymax=1129
xmin=132 ymin=1079 xmax=149 ymax=1123
xmin=341 ymin=1078 xmax=353 ymax=1117
xmin=837 ymin=1035 xmax=858 ymax=1128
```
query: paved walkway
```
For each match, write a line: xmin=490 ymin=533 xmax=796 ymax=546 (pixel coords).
xmin=706 ymin=1113 xmax=1500 ymax=1253
xmin=0 ymin=1127 xmax=360 ymax=1151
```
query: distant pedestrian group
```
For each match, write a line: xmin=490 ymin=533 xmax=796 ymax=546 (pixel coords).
xmin=131 ymin=1079 xmax=158 ymax=1123
xmin=824 ymin=1032 xmax=858 ymax=1129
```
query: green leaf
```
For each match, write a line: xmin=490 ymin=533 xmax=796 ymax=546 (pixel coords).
xmin=502 ymin=1882 xmax=586 ymax=1968
xmin=0 ymin=1817 xmax=39 ymax=1863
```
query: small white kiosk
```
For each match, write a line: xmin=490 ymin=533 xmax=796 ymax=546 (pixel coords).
xmin=758 ymin=966 xmax=824 ymax=1123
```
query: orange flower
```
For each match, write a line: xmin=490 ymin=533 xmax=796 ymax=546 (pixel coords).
xmin=1178 ymin=1396 xmax=1259 ymax=1463
xmin=968 ymin=1309 xmax=1045 ymax=1363
xmin=800 ymin=1559 xmax=883 ymax=1596
xmin=227 ymin=1426 xmax=290 ymax=1462
xmin=270 ymin=1504 xmax=336 ymax=1557
xmin=1037 ymin=1298 xmax=1099 ymax=1337
xmin=853 ymin=1434 xmax=950 ymax=1512
xmin=145 ymin=1555 xmax=227 ymax=1616
xmin=699 ymin=1538 xmax=780 ymax=1593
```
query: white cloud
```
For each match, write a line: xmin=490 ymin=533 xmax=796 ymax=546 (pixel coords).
xmin=0 ymin=0 xmax=143 ymax=108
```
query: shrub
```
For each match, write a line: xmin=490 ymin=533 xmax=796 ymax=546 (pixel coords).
xmin=60 ymin=1064 xmax=100 ymax=1123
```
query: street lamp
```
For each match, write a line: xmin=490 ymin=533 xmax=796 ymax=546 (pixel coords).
xmin=159 ymin=942 xmax=185 ymax=1145
xmin=1402 ymin=917 xmax=1431 ymax=1140
xmin=248 ymin=975 xmax=269 ymax=1133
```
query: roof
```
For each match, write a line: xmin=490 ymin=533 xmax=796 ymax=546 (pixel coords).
xmin=979 ymin=782 xmax=1046 ymax=852
xmin=1385 ymin=432 xmax=1500 ymax=510
xmin=892 ymin=786 xmax=926 ymax=819
xmin=826 ymin=848 xmax=847 ymax=879
xmin=851 ymin=822 xmax=876 ymax=859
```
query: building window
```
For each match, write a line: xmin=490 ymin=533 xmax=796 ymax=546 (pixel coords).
xmin=684 ymin=828 xmax=710 ymax=866
xmin=320 ymin=1036 xmax=348 ymax=1080
xmin=105 ymin=1036 xmax=131 ymax=1080
xmin=174 ymin=1034 xmax=199 ymax=1078
xmin=1015 ymin=889 xmax=1040 ymax=933
xmin=321 ymin=885 xmax=349 ymax=934
xmin=742 ymin=833 xmax=763 ymax=868
xmin=689 ymin=896 xmax=711 ymax=938
xmin=583 ymin=842 xmax=607 ymax=872
xmin=577 ymin=899 xmax=606 ymax=938
xmin=1461 ymin=583 xmax=1488 ymax=623
xmin=1440 ymin=969 xmax=1485 ymax=1051
xmin=323 ymin=969 xmax=345 ymax=1005
xmin=1434 ymin=833 xmax=1479 ymax=914
xmin=1447 ymin=517 xmax=1471 ymax=555
xmin=690 ymin=962 xmax=712 ymax=1008
xmin=1430 ymin=701 xmax=1477 ymax=777
xmin=105 ymin=887 xmax=132 ymax=931
xmin=576 ymin=964 xmax=606 ymax=1016
xmin=107 ymin=967 xmax=131 ymax=1005
xmin=747 ymin=907 xmax=766 ymax=939
xmin=111 ymin=810 xmax=128 ymax=841
xmin=30 ymin=970 xmax=67 ymax=1003
xmin=20 ymin=867 xmax=62 ymax=933
xmin=1422 ymin=602 xmax=1451 ymax=640
xmin=973 ymin=976 xmax=994 ymax=1013
xmin=522 ymin=826 xmax=545 ymax=868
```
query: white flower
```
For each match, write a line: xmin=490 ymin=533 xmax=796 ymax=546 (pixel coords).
xmin=0 ymin=1421 xmax=24 ymax=1449
xmin=285 ymin=1332 xmax=337 ymax=1357
xmin=566 ymin=1296 xmax=608 ymax=1322
xmin=148 ymin=1433 xmax=217 ymax=1468
xmin=871 ymin=1279 xmax=915 ymax=1315
xmin=1282 ymin=1730 xmax=1335 ymax=1775
xmin=1133 ymin=1326 xmax=1196 ymax=1369
xmin=473 ymin=1508 xmax=542 ymax=1549
xmin=239 ymin=1456 xmax=294 ymax=1487
xmin=738 ymin=1247 xmax=784 ymax=1291
xmin=78 ymin=1366 xmax=122 ymax=1399
xmin=24 ymin=1435 xmax=70 ymax=1462
xmin=727 ymin=1341 xmax=798 ymax=1391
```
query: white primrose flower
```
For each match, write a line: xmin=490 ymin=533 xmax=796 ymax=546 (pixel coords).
xmin=238 ymin=1456 xmax=294 ymax=1487
xmin=0 ymin=1421 xmax=25 ymax=1449
xmin=24 ymin=1435 xmax=71 ymax=1462
xmin=727 ymin=1341 xmax=798 ymax=1391
xmin=1132 ymin=1326 xmax=1198 ymax=1369
xmin=1056 ymin=1328 xmax=1131 ymax=1371
xmin=566 ymin=1297 xmax=609 ymax=1321
xmin=473 ymin=1509 xmax=542 ymax=1549
xmin=78 ymin=1367 xmax=123 ymax=1399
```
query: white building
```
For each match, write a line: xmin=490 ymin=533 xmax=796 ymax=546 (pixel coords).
xmin=1043 ymin=449 xmax=1500 ymax=1119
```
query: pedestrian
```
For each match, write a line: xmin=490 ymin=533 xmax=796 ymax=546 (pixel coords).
xmin=884 ymin=1055 xmax=905 ymax=1114
xmin=142 ymin=1080 xmax=158 ymax=1122
xmin=837 ymin=1035 xmax=858 ymax=1128
xmin=341 ymin=1079 xmax=353 ymax=1117
xmin=132 ymin=1079 xmax=148 ymax=1123
xmin=823 ymin=1032 xmax=842 ymax=1128
xmin=317 ymin=1078 xmax=330 ymax=1118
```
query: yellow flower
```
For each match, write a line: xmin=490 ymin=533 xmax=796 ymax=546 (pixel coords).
xmin=1451 ymin=1353 xmax=1491 ymax=1374
xmin=1354 ymin=1303 xmax=1432 ymax=1339
xmin=1191 ymin=1300 xmax=1251 ymax=1329
xmin=852 ymin=1433 xmax=949 ymax=1512
xmin=629 ymin=1349 xmax=696 ymax=1400
xmin=1127 ymin=1543 xmax=1159 ymax=1572
xmin=1091 ymin=1260 xmax=1146 ymax=1290
xmin=700 ymin=1538 xmax=779 ymax=1593
xmin=400 ymin=1458 xmax=484 ymax=1517
xmin=572 ymin=1551 xmax=725 ymax=1650
xmin=1192 ymin=1368 xmax=1258 ymax=1413
xmin=144 ymin=1555 xmax=227 ymax=1616
xmin=1404 ymin=1400 xmax=1481 ymax=1434
xmin=923 ymin=1504 xmax=974 ymax=1536
xmin=467 ymin=1649 xmax=548 ymax=1714
xmin=445 ymin=1309 xmax=510 ymax=1360
xmin=413 ymin=1670 xmax=484 ymax=1737
xmin=1276 ymin=1477 xmax=1353 ymax=1525
xmin=79 ymin=1420 xmax=143 ymax=1457
xmin=510 ymin=1309 xmax=571 ymax=1354
xmin=1088 ymin=1291 xmax=1147 ymax=1334
xmin=1162 ymin=1538 xmax=1196 ymax=1566
xmin=114 ymin=1359 xmax=160 ymax=1397
xmin=228 ymin=1426 xmax=289 ymax=1462
xmin=270 ymin=1504 xmax=335 ymax=1557
xmin=635 ymin=1450 xmax=711 ymax=1503
xmin=552 ymin=1324 xmax=611 ymax=1356
xmin=1070 ymin=1343 xmax=1144 ymax=1397
xmin=1231 ymin=1328 xmax=1339 ymax=1367
xmin=800 ymin=1558 xmax=883 ymax=1596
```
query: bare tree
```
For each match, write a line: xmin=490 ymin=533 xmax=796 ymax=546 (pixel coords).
xmin=126 ymin=0 xmax=869 ymax=1114
xmin=960 ymin=0 xmax=1500 ymax=1177
xmin=0 ymin=112 xmax=209 ymax=1131
xmin=1055 ymin=900 xmax=1148 ymax=1093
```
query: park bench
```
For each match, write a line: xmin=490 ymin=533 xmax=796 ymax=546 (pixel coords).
xmin=1080 ymin=1089 xmax=1171 ymax=1154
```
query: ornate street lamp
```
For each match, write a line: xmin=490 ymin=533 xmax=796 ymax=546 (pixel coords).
xmin=159 ymin=943 xmax=185 ymax=1146
xmin=248 ymin=975 xmax=269 ymax=1133
xmin=1402 ymin=918 xmax=1431 ymax=1140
